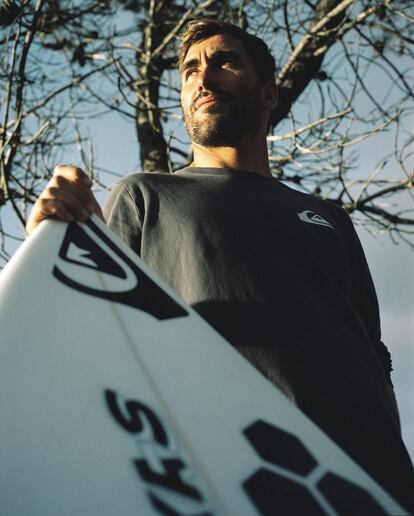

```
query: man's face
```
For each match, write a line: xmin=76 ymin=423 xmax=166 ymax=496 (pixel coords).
xmin=180 ymin=34 xmax=267 ymax=147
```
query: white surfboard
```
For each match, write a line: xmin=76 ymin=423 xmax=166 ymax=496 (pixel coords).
xmin=0 ymin=216 xmax=406 ymax=515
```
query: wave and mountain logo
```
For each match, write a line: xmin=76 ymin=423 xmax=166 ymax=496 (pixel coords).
xmin=53 ymin=218 xmax=187 ymax=320
xmin=298 ymin=210 xmax=334 ymax=229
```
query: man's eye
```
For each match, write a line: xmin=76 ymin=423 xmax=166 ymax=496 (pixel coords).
xmin=217 ymin=56 xmax=235 ymax=67
xmin=186 ymin=69 xmax=198 ymax=79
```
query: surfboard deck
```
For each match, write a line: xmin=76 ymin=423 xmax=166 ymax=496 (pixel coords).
xmin=0 ymin=215 xmax=406 ymax=515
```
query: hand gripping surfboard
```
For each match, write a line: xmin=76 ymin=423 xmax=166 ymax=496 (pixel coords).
xmin=0 ymin=216 xmax=407 ymax=515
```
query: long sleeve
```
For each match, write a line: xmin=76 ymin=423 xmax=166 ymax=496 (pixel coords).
xmin=103 ymin=180 xmax=144 ymax=256
xmin=343 ymin=213 xmax=394 ymax=386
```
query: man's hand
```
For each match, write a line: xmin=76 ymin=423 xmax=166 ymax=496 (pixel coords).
xmin=25 ymin=165 xmax=103 ymax=236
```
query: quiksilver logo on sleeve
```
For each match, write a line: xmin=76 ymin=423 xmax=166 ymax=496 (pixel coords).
xmin=298 ymin=210 xmax=334 ymax=229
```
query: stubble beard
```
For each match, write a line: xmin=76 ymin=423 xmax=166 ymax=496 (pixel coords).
xmin=184 ymin=82 xmax=263 ymax=147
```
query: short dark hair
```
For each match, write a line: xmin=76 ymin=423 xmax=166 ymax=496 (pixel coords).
xmin=178 ymin=19 xmax=276 ymax=83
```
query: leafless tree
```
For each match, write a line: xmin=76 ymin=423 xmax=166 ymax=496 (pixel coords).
xmin=0 ymin=0 xmax=413 ymax=265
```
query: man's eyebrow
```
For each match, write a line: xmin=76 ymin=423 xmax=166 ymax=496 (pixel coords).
xmin=211 ymin=50 xmax=240 ymax=62
xmin=181 ymin=50 xmax=241 ymax=73
xmin=181 ymin=57 xmax=199 ymax=73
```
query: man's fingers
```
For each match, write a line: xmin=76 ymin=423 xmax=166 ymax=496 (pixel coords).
xmin=87 ymin=196 xmax=105 ymax=221
xmin=40 ymin=187 xmax=92 ymax=220
xmin=25 ymin=197 xmax=77 ymax=235
xmin=36 ymin=198 xmax=76 ymax=222
xmin=25 ymin=165 xmax=100 ymax=236
xmin=53 ymin=165 xmax=92 ymax=188
xmin=49 ymin=175 xmax=93 ymax=204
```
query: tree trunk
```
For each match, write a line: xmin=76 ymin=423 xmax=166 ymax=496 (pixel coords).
xmin=135 ymin=3 xmax=172 ymax=173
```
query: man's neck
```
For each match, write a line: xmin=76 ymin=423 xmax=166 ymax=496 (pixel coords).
xmin=191 ymin=134 xmax=272 ymax=178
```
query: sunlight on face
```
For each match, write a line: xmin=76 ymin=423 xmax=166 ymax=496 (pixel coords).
xmin=180 ymin=34 xmax=265 ymax=147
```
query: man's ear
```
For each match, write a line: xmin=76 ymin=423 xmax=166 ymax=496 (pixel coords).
xmin=263 ymin=81 xmax=278 ymax=110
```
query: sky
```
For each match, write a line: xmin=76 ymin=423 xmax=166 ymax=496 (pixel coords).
xmin=359 ymin=227 xmax=414 ymax=460
xmin=351 ymin=122 xmax=414 ymax=461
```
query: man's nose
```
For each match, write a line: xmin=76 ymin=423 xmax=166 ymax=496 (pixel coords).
xmin=197 ymin=64 xmax=217 ymax=92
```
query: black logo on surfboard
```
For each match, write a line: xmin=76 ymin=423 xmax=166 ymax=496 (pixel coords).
xmin=105 ymin=388 xmax=392 ymax=514
xmin=105 ymin=389 xmax=214 ymax=514
xmin=243 ymin=420 xmax=388 ymax=514
xmin=53 ymin=219 xmax=188 ymax=320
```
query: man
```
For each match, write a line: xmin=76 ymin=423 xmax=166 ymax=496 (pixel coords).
xmin=26 ymin=19 xmax=414 ymax=510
